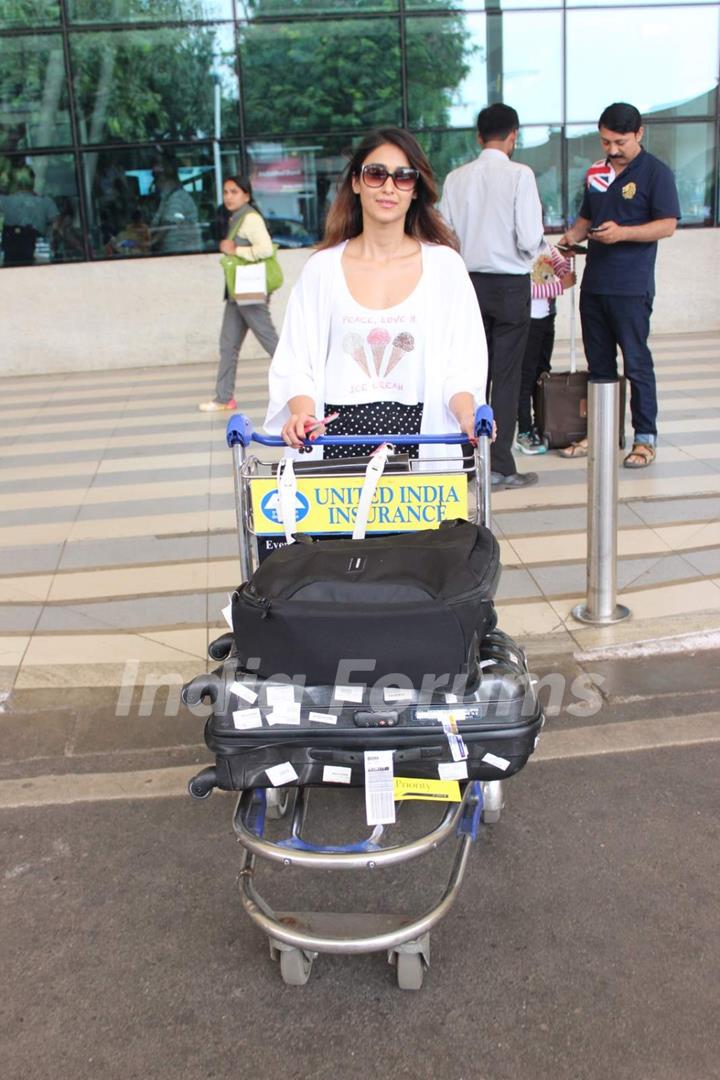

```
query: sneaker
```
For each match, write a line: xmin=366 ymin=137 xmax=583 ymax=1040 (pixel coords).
xmin=198 ymin=399 xmax=237 ymax=413
xmin=514 ymin=430 xmax=547 ymax=455
xmin=491 ymin=471 xmax=539 ymax=490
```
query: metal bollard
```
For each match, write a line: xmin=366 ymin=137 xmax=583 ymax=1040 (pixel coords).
xmin=572 ymin=379 xmax=631 ymax=625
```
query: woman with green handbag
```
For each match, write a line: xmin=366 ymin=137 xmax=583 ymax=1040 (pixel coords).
xmin=199 ymin=175 xmax=281 ymax=412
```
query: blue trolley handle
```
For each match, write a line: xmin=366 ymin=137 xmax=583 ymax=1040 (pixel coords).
xmin=227 ymin=405 xmax=495 ymax=537
xmin=226 ymin=405 xmax=495 ymax=450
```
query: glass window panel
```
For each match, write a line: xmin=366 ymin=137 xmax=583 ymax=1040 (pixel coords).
xmin=566 ymin=122 xmax=714 ymax=227
xmin=406 ymin=11 xmax=562 ymax=129
xmin=240 ymin=19 xmax=402 ymax=136
xmin=245 ymin=135 xmax=352 ymax=244
xmin=513 ymin=124 xmax=563 ymax=229
xmin=567 ymin=0 xmax=715 ymax=5
xmin=0 ymin=1 xmax=59 ymax=28
xmin=67 ymin=0 xmax=233 ymax=22
xmin=70 ymin=25 xmax=238 ymax=145
xmin=418 ymin=125 xmax=562 ymax=229
xmin=567 ymin=8 xmax=719 ymax=123
xmin=82 ymin=144 xmax=218 ymax=258
xmin=644 ymin=123 xmax=714 ymax=225
xmin=415 ymin=128 xmax=478 ymax=193
xmin=243 ymin=0 xmax=396 ymax=12
xmin=1 ymin=153 xmax=82 ymax=267
xmin=0 ymin=35 xmax=71 ymax=151
xmin=407 ymin=0 xmax=559 ymax=9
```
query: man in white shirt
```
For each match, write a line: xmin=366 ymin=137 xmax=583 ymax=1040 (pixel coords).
xmin=440 ymin=104 xmax=544 ymax=489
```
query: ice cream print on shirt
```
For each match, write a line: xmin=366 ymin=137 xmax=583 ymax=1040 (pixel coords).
xmin=343 ymin=328 xmax=416 ymax=378
xmin=327 ymin=285 xmax=423 ymax=406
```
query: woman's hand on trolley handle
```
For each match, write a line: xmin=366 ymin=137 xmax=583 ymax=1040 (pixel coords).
xmin=281 ymin=394 xmax=323 ymax=449
xmin=450 ymin=392 xmax=497 ymax=445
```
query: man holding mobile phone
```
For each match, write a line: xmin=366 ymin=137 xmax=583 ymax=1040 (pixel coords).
xmin=558 ymin=102 xmax=680 ymax=468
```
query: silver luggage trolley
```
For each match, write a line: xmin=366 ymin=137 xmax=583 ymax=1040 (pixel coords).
xmin=192 ymin=407 xmax=513 ymax=990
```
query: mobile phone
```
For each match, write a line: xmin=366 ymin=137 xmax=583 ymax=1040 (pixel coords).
xmin=557 ymin=242 xmax=588 ymax=255
xmin=304 ymin=411 xmax=339 ymax=434
xmin=588 ymin=225 xmax=605 ymax=233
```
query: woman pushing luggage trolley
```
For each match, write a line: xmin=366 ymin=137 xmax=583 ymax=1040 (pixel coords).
xmin=182 ymin=413 xmax=544 ymax=989
xmin=182 ymin=128 xmax=543 ymax=988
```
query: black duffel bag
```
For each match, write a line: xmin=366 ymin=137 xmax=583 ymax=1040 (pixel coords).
xmin=231 ymin=519 xmax=501 ymax=686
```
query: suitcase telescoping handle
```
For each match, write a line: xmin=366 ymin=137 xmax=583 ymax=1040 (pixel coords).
xmin=568 ymin=252 xmax=577 ymax=375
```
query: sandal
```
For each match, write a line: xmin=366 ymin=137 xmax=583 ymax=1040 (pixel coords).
xmin=623 ymin=442 xmax=656 ymax=469
xmin=557 ymin=439 xmax=588 ymax=459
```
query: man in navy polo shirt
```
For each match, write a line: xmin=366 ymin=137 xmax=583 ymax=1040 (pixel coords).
xmin=559 ymin=102 xmax=680 ymax=467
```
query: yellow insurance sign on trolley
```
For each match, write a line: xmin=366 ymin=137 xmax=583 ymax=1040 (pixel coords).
xmin=250 ymin=472 xmax=468 ymax=536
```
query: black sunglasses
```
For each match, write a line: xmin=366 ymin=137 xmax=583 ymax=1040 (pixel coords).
xmin=359 ymin=163 xmax=419 ymax=192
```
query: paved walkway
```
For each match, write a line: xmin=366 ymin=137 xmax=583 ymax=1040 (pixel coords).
xmin=1 ymin=331 xmax=719 ymax=696
xmin=2 ymin=335 xmax=720 ymax=1079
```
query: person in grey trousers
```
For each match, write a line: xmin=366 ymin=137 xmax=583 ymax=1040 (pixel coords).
xmin=199 ymin=174 xmax=279 ymax=411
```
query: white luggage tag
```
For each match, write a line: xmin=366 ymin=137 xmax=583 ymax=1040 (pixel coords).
xmin=276 ymin=457 xmax=297 ymax=545
xmin=352 ymin=442 xmax=394 ymax=540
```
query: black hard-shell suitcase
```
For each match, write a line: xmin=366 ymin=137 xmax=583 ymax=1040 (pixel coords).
xmin=535 ymin=370 xmax=627 ymax=450
xmin=231 ymin=519 xmax=501 ymax=686
xmin=183 ymin=629 xmax=543 ymax=792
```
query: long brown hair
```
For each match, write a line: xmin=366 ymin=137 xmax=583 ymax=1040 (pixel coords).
xmin=319 ymin=128 xmax=458 ymax=251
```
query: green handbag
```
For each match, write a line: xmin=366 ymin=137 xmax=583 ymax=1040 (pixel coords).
xmin=220 ymin=209 xmax=284 ymax=299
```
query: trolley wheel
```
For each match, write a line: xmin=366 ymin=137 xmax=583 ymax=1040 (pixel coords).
xmin=266 ymin=787 xmax=296 ymax=820
xmin=482 ymin=779 xmax=505 ymax=824
xmin=396 ymin=952 xmax=425 ymax=991
xmin=279 ymin=948 xmax=313 ymax=986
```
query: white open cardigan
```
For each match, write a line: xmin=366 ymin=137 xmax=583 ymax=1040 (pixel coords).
xmin=264 ymin=241 xmax=488 ymax=466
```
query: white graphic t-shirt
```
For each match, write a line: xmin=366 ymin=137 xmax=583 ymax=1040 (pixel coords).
xmin=324 ymin=269 xmax=424 ymax=405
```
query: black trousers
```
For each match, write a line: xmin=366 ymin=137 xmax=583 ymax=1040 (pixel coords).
xmin=579 ymin=291 xmax=657 ymax=437
xmin=470 ymin=272 xmax=531 ymax=476
xmin=2 ymin=224 xmax=37 ymax=266
xmin=517 ymin=313 xmax=555 ymax=433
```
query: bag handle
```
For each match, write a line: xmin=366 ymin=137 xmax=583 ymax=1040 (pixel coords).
xmin=226 ymin=203 xmax=254 ymax=244
xmin=353 ymin=443 xmax=394 ymax=540
xmin=276 ymin=458 xmax=297 ymax=545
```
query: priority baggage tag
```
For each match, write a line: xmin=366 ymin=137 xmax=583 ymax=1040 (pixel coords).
xmin=393 ymin=777 xmax=462 ymax=802
xmin=364 ymin=750 xmax=396 ymax=825
xmin=442 ymin=714 xmax=468 ymax=762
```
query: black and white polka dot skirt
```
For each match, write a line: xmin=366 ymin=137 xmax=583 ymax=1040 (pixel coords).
xmin=322 ymin=401 xmax=424 ymax=459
